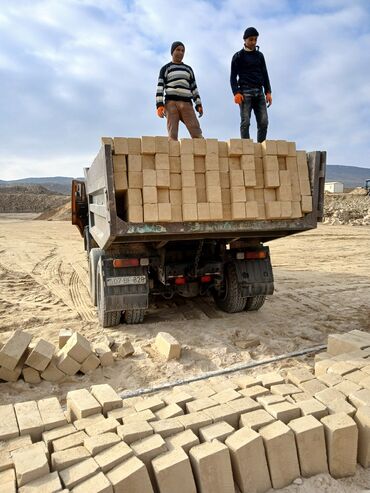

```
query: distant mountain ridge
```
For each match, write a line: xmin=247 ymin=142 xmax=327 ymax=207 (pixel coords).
xmin=0 ymin=165 xmax=369 ymax=193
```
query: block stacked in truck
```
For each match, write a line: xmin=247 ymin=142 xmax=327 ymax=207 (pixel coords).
xmin=103 ymin=137 xmax=313 ymax=223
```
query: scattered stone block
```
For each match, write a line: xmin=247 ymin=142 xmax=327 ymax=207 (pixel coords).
xmin=199 ymin=421 xmax=234 ymax=443
xmin=84 ymin=432 xmax=121 ymax=455
xmin=257 ymin=394 xmax=285 ymax=407
xmin=12 ymin=445 xmax=49 ymax=487
xmin=260 ymin=372 xmax=285 ymax=388
xmin=59 ymin=329 xmax=73 ymax=349
xmin=53 ymin=431 xmax=88 ymax=452
xmin=42 ymin=424 xmax=76 ymax=453
xmin=354 ymin=405 xmax=370 ymax=467
xmin=55 ymin=351 xmax=80 ymax=376
xmin=135 ymin=396 xmax=165 ymax=413
xmin=0 ymin=404 xmax=19 ymax=441
xmin=327 ymin=361 xmax=357 ymax=377
xmin=107 ymin=406 xmax=136 ymax=423
xmin=270 ymin=383 xmax=302 ymax=396
xmin=211 ymin=389 xmax=241 ymax=404
xmin=239 ymin=385 xmax=270 ymax=399
xmin=227 ymin=396 xmax=261 ymax=415
xmin=122 ymin=409 xmax=157 ymax=424
xmin=70 ymin=471 xmax=113 ymax=493
xmin=94 ymin=441 xmax=133 ymax=473
xmin=165 ymin=429 xmax=200 ymax=454
xmin=18 ymin=471 xmax=62 ymax=493
xmin=130 ymin=433 xmax=167 ymax=467
xmin=62 ymin=332 xmax=92 ymax=364
xmin=287 ymin=368 xmax=314 ymax=386
xmin=344 ymin=370 xmax=368 ymax=385
xmin=22 ymin=366 xmax=41 ymax=384
xmin=0 ymin=365 xmax=23 ymax=382
xmin=67 ymin=389 xmax=102 ymax=420
xmin=186 ymin=397 xmax=217 ymax=414
xmin=315 ymin=388 xmax=345 ymax=405
xmin=80 ymin=353 xmax=100 ymax=374
xmin=38 ymin=397 xmax=67 ymax=431
xmin=259 ymin=420 xmax=300 ymax=489
xmin=73 ymin=413 xmax=105 ymax=431
xmin=94 ymin=344 xmax=114 ymax=367
xmin=106 ymin=456 xmax=154 ymax=493
xmin=225 ymin=427 xmax=271 ymax=493
xmin=25 ymin=339 xmax=54 ymax=371
xmin=155 ymin=403 xmax=184 ymax=420
xmin=118 ymin=339 xmax=135 ymax=358
xmin=40 ymin=355 xmax=65 ymax=382
xmin=59 ymin=457 xmax=100 ymax=489
xmin=297 ymin=398 xmax=328 ymax=420
xmin=85 ymin=417 xmax=119 ymax=437
xmin=265 ymin=401 xmax=301 ymax=424
xmin=0 ymin=330 xmax=32 ymax=371
xmin=51 ymin=446 xmax=91 ymax=472
xmin=291 ymin=392 xmax=315 ymax=403
xmin=152 ymin=448 xmax=197 ymax=493
xmin=289 ymin=415 xmax=328 ymax=477
xmin=14 ymin=400 xmax=44 ymax=442
xmin=90 ymin=384 xmax=122 ymax=416
xmin=240 ymin=409 xmax=275 ymax=431
xmin=209 ymin=378 xmax=239 ymax=393
xmin=117 ymin=421 xmax=153 ymax=445
xmin=163 ymin=391 xmax=194 ymax=411
xmin=327 ymin=399 xmax=356 ymax=417
xmin=189 ymin=440 xmax=234 ymax=493
xmin=349 ymin=389 xmax=370 ymax=408
xmin=317 ymin=372 xmax=343 ymax=387
xmin=150 ymin=418 xmax=184 ymax=439
xmin=0 ymin=451 xmax=13 ymax=473
xmin=155 ymin=332 xmax=181 ymax=360
xmin=321 ymin=412 xmax=358 ymax=478
xmin=234 ymin=375 xmax=262 ymax=389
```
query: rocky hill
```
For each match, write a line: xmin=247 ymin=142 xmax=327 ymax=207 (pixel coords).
xmin=0 ymin=184 xmax=69 ymax=213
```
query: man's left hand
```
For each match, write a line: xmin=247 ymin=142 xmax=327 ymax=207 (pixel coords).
xmin=197 ymin=105 xmax=203 ymax=117
xmin=266 ymin=93 xmax=272 ymax=107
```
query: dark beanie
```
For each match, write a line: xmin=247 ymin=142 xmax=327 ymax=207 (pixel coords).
xmin=243 ymin=27 xmax=259 ymax=39
xmin=171 ymin=41 xmax=185 ymax=54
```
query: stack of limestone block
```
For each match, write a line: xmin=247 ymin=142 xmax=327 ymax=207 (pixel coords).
xmin=102 ymin=136 xmax=313 ymax=224
xmin=0 ymin=329 xmax=114 ymax=385
xmin=2 ymin=331 xmax=370 ymax=492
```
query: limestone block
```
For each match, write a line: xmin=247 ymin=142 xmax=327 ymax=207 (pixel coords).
xmin=51 ymin=445 xmax=91 ymax=472
xmin=150 ymin=418 xmax=184 ymax=439
xmin=106 ymin=456 xmax=154 ymax=493
xmin=85 ymin=417 xmax=120 ymax=437
xmin=257 ymin=394 xmax=285 ymax=407
xmin=0 ymin=404 xmax=19 ymax=441
xmin=259 ymin=420 xmax=300 ymax=489
xmin=135 ymin=396 xmax=165 ymax=413
xmin=204 ymin=404 xmax=239 ymax=429
xmin=59 ymin=329 xmax=73 ymax=349
xmin=155 ymin=332 xmax=181 ymax=360
xmin=24 ymin=339 xmax=54 ymax=371
xmin=234 ymin=375 xmax=262 ymax=388
xmin=55 ymin=351 xmax=80 ymax=376
xmin=84 ymin=432 xmax=121 ymax=456
xmin=299 ymin=379 xmax=327 ymax=394
xmin=67 ymin=388 xmax=102 ymax=421
xmin=225 ymin=427 xmax=271 ymax=493
xmin=265 ymin=401 xmax=301 ymax=424
xmin=165 ymin=429 xmax=199 ymax=454
xmin=327 ymin=361 xmax=357 ymax=377
xmin=211 ymin=389 xmax=242 ymax=405
xmin=61 ymin=332 xmax=92 ymax=364
xmin=117 ymin=421 xmax=153 ymax=445
xmin=22 ymin=366 xmax=41 ymax=384
xmin=12 ymin=445 xmax=49 ymax=487
xmin=14 ymin=400 xmax=44 ymax=441
xmin=199 ymin=421 xmax=234 ymax=443
xmin=321 ymin=412 xmax=358 ymax=478
xmin=193 ymin=138 xmax=207 ymax=156
xmin=0 ymin=330 xmax=32 ymax=370
xmin=94 ymin=441 xmax=133 ymax=473
xmin=349 ymin=389 xmax=370 ymax=408
xmin=239 ymin=385 xmax=270 ymax=399
xmin=186 ymin=397 xmax=217 ymax=414
xmin=71 ymin=471 xmax=113 ymax=493
xmin=80 ymin=353 xmax=101 ymax=374
xmin=40 ymin=355 xmax=65 ymax=382
xmin=239 ymin=409 xmax=275 ymax=431
xmin=354 ymin=406 xmax=370 ymax=467
xmin=113 ymin=137 xmax=128 ymax=154
xmin=223 ymin=396 xmax=261 ymax=416
xmin=94 ymin=344 xmax=114 ymax=367
xmin=0 ymin=451 xmax=13 ymax=473
xmin=314 ymin=388 xmax=346 ymax=405
xmin=42 ymin=424 xmax=76 ymax=454
xmin=122 ymin=409 xmax=157 ymax=425
xmin=317 ymin=372 xmax=343 ymax=386
xmin=118 ymin=340 xmax=135 ymax=358
xmin=130 ymin=433 xmax=167 ymax=485
xmin=155 ymin=403 xmax=184 ymax=420
xmin=90 ymin=384 xmax=123 ymax=416
xmin=73 ymin=413 xmax=106 ymax=431
xmin=18 ymin=471 xmax=62 ymax=493
xmin=0 ymin=364 xmax=22 ymax=382
xmin=189 ymin=440 xmax=234 ymax=493
xmin=53 ymin=431 xmax=88 ymax=452
xmin=327 ymin=399 xmax=356 ymax=417
xmin=260 ymin=372 xmax=285 ymax=388
xmin=59 ymin=457 xmax=100 ymax=489
xmin=287 ymin=368 xmax=314 ymax=386
xmin=152 ymin=447 xmax=197 ymax=493
xmin=0 ymin=469 xmax=16 ymax=492
xmin=298 ymin=399 xmax=328 ymax=420
xmin=38 ymin=397 xmax=67 ymax=431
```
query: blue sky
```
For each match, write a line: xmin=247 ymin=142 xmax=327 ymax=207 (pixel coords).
xmin=0 ymin=0 xmax=369 ymax=179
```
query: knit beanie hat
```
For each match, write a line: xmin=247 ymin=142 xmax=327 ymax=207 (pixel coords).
xmin=243 ymin=27 xmax=259 ymax=39
xmin=171 ymin=41 xmax=185 ymax=54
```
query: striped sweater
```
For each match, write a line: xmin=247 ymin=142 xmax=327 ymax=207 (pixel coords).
xmin=156 ymin=62 xmax=202 ymax=109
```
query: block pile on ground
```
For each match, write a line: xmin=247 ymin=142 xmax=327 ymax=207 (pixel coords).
xmin=102 ymin=136 xmax=313 ymax=223
xmin=0 ymin=329 xmax=114 ymax=384
xmin=1 ymin=329 xmax=370 ymax=492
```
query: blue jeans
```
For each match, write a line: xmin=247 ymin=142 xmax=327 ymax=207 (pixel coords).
xmin=239 ymin=88 xmax=268 ymax=142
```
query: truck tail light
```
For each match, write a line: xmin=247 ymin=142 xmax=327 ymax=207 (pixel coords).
xmin=113 ymin=258 xmax=139 ymax=268
xmin=175 ymin=276 xmax=186 ymax=285
xmin=140 ymin=258 xmax=149 ymax=266
xmin=200 ymin=275 xmax=212 ymax=283
xmin=245 ymin=251 xmax=267 ymax=260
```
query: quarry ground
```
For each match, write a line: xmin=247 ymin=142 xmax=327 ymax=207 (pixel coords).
xmin=0 ymin=216 xmax=369 ymax=491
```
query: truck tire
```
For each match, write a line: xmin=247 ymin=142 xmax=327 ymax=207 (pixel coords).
xmin=89 ymin=248 xmax=103 ymax=306
xmin=213 ymin=263 xmax=246 ymax=313
xmin=245 ymin=295 xmax=266 ymax=311
xmin=123 ymin=309 xmax=145 ymax=324
xmin=96 ymin=260 xmax=121 ymax=327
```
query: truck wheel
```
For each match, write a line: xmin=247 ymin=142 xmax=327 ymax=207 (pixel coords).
xmin=123 ymin=309 xmax=145 ymax=324
xmin=89 ymin=248 xmax=103 ymax=306
xmin=213 ymin=263 xmax=246 ymax=313
xmin=245 ymin=295 xmax=266 ymax=311
xmin=96 ymin=260 xmax=121 ymax=327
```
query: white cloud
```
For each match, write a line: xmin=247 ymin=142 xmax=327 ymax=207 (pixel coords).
xmin=0 ymin=0 xmax=369 ymax=179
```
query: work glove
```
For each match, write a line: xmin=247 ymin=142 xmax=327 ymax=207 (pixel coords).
xmin=196 ymin=105 xmax=203 ymax=117
xmin=157 ymin=106 xmax=166 ymax=118
xmin=265 ymin=92 xmax=272 ymax=107
xmin=234 ymin=93 xmax=244 ymax=105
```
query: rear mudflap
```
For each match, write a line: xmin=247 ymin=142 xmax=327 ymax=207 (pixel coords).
xmin=233 ymin=259 xmax=274 ymax=297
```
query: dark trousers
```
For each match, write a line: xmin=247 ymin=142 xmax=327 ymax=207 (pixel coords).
xmin=239 ymin=88 xmax=268 ymax=142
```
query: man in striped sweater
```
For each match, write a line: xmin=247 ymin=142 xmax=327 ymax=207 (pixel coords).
xmin=156 ymin=41 xmax=203 ymax=140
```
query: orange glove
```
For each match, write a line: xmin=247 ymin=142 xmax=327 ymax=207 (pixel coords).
xmin=157 ymin=106 xmax=165 ymax=118
xmin=196 ymin=105 xmax=203 ymax=117
xmin=265 ymin=92 xmax=272 ymax=107
xmin=234 ymin=93 xmax=244 ymax=105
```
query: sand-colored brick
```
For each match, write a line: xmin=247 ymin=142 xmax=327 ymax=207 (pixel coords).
xmin=22 ymin=366 xmax=41 ymax=384
xmin=94 ymin=441 xmax=133 ymax=473
xmin=53 ymin=431 xmax=88 ymax=453
xmin=80 ymin=353 xmax=100 ymax=374
xmin=51 ymin=445 xmax=91 ymax=472
xmin=25 ymin=339 xmax=54 ymax=371
xmin=117 ymin=421 xmax=153 ymax=445
xmin=150 ymin=418 xmax=184 ymax=439
xmin=155 ymin=332 xmax=181 ymax=360
xmin=165 ymin=429 xmax=199 ymax=454
xmin=14 ymin=400 xmax=44 ymax=441
xmin=90 ymin=384 xmax=122 ymax=416
xmin=71 ymin=471 xmax=113 ymax=493
xmin=106 ymin=456 xmax=154 ymax=493
xmin=225 ymin=427 xmax=271 ymax=493
xmin=0 ymin=330 xmax=32 ymax=371
xmin=265 ymin=401 xmax=301 ymax=424
xmin=61 ymin=332 xmax=92 ymax=364
xmin=297 ymin=399 xmax=328 ymax=420
xmin=153 ymin=447 xmax=197 ymax=493
xmin=85 ymin=417 xmax=119 ymax=437
xmin=42 ymin=424 xmax=76 ymax=453
xmin=12 ymin=445 xmax=49 ymax=487
xmin=84 ymin=432 xmax=121 ymax=455
xmin=38 ymin=397 xmax=67 ymax=431
xmin=0 ymin=404 xmax=19 ymax=441
xmin=73 ymin=413 xmax=106 ymax=431
xmin=239 ymin=409 xmax=275 ymax=431
xmin=67 ymin=388 xmax=102 ymax=421
xmin=18 ymin=471 xmax=62 ymax=493
xmin=259 ymin=420 xmax=300 ymax=489
xmin=40 ymin=355 xmax=66 ymax=382
xmin=199 ymin=421 xmax=234 ymax=443
xmin=59 ymin=457 xmax=100 ymax=489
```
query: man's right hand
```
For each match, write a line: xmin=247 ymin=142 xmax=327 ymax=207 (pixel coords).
xmin=157 ymin=106 xmax=166 ymax=118
xmin=234 ymin=93 xmax=244 ymax=105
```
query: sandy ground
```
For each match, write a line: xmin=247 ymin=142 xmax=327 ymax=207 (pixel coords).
xmin=0 ymin=215 xmax=369 ymax=491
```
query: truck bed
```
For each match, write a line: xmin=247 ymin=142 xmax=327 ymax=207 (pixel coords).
xmin=85 ymin=144 xmax=326 ymax=249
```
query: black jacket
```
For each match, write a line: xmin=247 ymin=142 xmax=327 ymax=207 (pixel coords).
xmin=230 ymin=47 xmax=271 ymax=95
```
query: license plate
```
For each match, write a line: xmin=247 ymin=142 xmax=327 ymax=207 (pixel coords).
xmin=106 ymin=275 xmax=146 ymax=286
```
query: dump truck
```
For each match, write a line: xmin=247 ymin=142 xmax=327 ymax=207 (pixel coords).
xmin=71 ymin=137 xmax=326 ymax=327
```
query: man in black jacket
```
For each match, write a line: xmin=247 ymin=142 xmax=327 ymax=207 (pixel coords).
xmin=230 ymin=27 xmax=272 ymax=142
